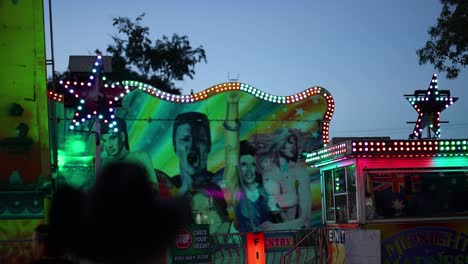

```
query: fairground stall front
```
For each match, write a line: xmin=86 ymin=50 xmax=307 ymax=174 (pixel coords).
xmin=44 ymin=53 xmax=336 ymax=263
xmin=305 ymin=75 xmax=467 ymax=264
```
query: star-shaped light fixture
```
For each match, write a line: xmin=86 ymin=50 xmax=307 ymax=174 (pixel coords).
xmin=405 ymin=74 xmax=458 ymax=139
xmin=60 ymin=55 xmax=135 ymax=132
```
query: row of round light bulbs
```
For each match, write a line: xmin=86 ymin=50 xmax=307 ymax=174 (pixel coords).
xmin=48 ymin=91 xmax=63 ymax=102
xmin=121 ymin=80 xmax=332 ymax=105
xmin=409 ymin=97 xmax=453 ymax=102
xmin=304 ymin=140 xmax=466 ymax=155
xmin=62 ymin=55 xmax=336 ymax=134
xmin=352 ymin=140 xmax=446 ymax=146
xmin=353 ymin=153 xmax=467 ymax=158
xmin=305 ymin=143 xmax=347 ymax=160
xmin=121 ymin=80 xmax=334 ymax=144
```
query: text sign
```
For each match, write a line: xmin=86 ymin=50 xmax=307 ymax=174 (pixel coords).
xmin=328 ymin=229 xmax=346 ymax=244
xmin=246 ymin=232 xmax=266 ymax=264
xmin=172 ymin=224 xmax=212 ymax=264
xmin=175 ymin=229 xmax=192 ymax=249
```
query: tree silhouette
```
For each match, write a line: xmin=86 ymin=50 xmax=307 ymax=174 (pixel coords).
xmin=106 ymin=13 xmax=207 ymax=94
xmin=48 ymin=14 xmax=206 ymax=96
xmin=417 ymin=0 xmax=468 ymax=79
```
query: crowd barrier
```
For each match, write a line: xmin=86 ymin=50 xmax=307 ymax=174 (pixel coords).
xmin=211 ymin=228 xmax=327 ymax=264
xmin=1 ymin=229 xmax=327 ymax=264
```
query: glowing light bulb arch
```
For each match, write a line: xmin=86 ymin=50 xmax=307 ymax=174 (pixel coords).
xmin=119 ymin=80 xmax=335 ymax=143
xmin=47 ymin=55 xmax=335 ymax=143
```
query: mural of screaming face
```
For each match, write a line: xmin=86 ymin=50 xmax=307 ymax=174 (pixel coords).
xmin=171 ymin=112 xmax=217 ymax=195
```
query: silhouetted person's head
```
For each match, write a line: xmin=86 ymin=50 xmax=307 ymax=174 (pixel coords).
xmin=50 ymin=161 xmax=189 ymax=264
xmin=172 ymin=112 xmax=211 ymax=178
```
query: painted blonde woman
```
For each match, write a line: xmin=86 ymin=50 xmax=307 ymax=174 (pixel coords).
xmin=253 ymin=128 xmax=312 ymax=230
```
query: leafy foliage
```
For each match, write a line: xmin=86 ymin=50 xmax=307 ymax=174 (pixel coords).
xmin=106 ymin=14 xmax=207 ymax=94
xmin=417 ymin=0 xmax=468 ymax=79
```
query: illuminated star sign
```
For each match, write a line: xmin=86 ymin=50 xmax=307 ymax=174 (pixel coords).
xmin=60 ymin=55 xmax=135 ymax=132
xmin=405 ymin=74 xmax=458 ymax=139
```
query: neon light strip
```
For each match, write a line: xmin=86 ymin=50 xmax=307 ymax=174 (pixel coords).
xmin=120 ymin=80 xmax=335 ymax=143
xmin=350 ymin=140 xmax=468 ymax=156
xmin=305 ymin=143 xmax=347 ymax=163
xmin=305 ymin=139 xmax=468 ymax=165
xmin=47 ymin=55 xmax=336 ymax=142
xmin=311 ymin=156 xmax=348 ymax=167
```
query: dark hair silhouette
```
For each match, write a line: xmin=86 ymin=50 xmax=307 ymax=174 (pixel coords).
xmin=240 ymin=140 xmax=256 ymax=157
xmin=239 ymin=140 xmax=262 ymax=185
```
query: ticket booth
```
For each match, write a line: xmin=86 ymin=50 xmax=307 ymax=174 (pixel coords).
xmin=306 ymin=138 xmax=468 ymax=263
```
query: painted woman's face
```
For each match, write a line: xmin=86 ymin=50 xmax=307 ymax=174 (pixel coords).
xmin=239 ymin=154 xmax=256 ymax=185
xmin=280 ymin=135 xmax=298 ymax=159
xmin=101 ymin=132 xmax=124 ymax=157
xmin=174 ymin=123 xmax=210 ymax=177
xmin=191 ymin=192 xmax=222 ymax=234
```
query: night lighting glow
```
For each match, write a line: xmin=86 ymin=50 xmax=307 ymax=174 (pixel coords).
xmin=306 ymin=139 xmax=468 ymax=166
xmin=48 ymin=55 xmax=335 ymax=142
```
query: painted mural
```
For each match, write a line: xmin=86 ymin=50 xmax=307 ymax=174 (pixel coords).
xmin=55 ymin=57 xmax=334 ymax=235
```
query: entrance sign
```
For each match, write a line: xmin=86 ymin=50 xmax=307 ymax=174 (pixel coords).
xmin=246 ymin=232 xmax=266 ymax=264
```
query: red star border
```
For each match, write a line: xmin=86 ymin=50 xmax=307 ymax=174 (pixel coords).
xmin=405 ymin=74 xmax=458 ymax=139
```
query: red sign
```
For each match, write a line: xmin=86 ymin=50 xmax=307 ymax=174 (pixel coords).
xmin=175 ymin=229 xmax=192 ymax=249
xmin=246 ymin=232 xmax=266 ymax=264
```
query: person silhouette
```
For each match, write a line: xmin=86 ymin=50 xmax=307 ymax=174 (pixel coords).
xmin=49 ymin=161 xmax=189 ymax=264
xmin=30 ymin=224 xmax=77 ymax=264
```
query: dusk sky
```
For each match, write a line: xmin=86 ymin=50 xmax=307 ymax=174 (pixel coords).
xmin=47 ymin=0 xmax=467 ymax=140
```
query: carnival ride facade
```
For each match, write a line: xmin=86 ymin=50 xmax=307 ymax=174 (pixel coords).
xmin=2 ymin=1 xmax=466 ymax=263
xmin=1 ymin=2 xmax=335 ymax=263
